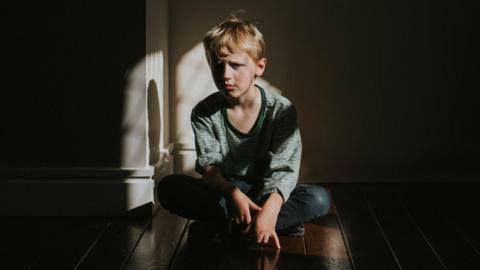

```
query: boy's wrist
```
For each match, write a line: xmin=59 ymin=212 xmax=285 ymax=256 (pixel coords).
xmin=262 ymin=192 xmax=283 ymax=214
xmin=221 ymin=184 xmax=236 ymax=196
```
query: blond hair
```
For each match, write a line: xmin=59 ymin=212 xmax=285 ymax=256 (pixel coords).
xmin=203 ymin=14 xmax=266 ymax=67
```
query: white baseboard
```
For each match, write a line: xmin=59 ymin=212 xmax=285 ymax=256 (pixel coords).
xmin=0 ymin=167 xmax=155 ymax=216
xmin=172 ymin=142 xmax=201 ymax=177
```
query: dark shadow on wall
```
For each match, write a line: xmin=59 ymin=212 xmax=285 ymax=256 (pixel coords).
xmin=0 ymin=1 xmax=145 ymax=168
xmin=0 ymin=1 xmax=150 ymax=216
xmin=169 ymin=0 xmax=480 ymax=181
xmin=148 ymin=80 xmax=161 ymax=165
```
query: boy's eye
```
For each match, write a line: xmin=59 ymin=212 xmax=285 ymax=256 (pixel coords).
xmin=210 ymin=61 xmax=243 ymax=71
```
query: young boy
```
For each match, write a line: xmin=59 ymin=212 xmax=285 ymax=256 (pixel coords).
xmin=158 ymin=15 xmax=330 ymax=249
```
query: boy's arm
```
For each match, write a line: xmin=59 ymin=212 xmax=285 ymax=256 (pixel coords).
xmin=260 ymin=104 xmax=302 ymax=203
xmin=245 ymin=104 xmax=301 ymax=249
xmin=202 ymin=165 xmax=236 ymax=194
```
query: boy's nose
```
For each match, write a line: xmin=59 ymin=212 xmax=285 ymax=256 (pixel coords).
xmin=223 ymin=65 xmax=233 ymax=80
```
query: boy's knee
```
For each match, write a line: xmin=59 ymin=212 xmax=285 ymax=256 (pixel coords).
xmin=313 ymin=185 xmax=331 ymax=216
xmin=156 ymin=174 xmax=178 ymax=209
xmin=300 ymin=184 xmax=331 ymax=217
xmin=157 ymin=174 xmax=175 ymax=194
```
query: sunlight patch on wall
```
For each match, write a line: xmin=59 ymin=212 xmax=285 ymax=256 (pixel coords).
xmin=121 ymin=50 xmax=169 ymax=169
xmin=175 ymin=43 xmax=216 ymax=145
xmin=122 ymin=51 xmax=168 ymax=210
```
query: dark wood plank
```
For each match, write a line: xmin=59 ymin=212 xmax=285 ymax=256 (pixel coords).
xmin=122 ymin=205 xmax=189 ymax=270
xmin=263 ymin=235 xmax=311 ymax=270
xmin=365 ymin=186 xmax=447 ymax=270
xmin=29 ymin=218 xmax=109 ymax=270
xmin=11 ymin=183 xmax=477 ymax=270
xmin=171 ymin=221 xmax=315 ymax=270
xmin=281 ymin=235 xmax=305 ymax=255
xmin=75 ymin=216 xmax=149 ymax=270
xmin=304 ymin=203 xmax=352 ymax=270
xmin=434 ymin=183 xmax=480 ymax=253
xmin=400 ymin=185 xmax=480 ymax=269
xmin=330 ymin=185 xmax=400 ymax=270
xmin=170 ymin=220 xmax=263 ymax=270
xmin=264 ymin=235 xmax=305 ymax=255
xmin=0 ymin=217 xmax=70 ymax=270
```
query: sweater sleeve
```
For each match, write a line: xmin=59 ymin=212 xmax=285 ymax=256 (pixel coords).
xmin=260 ymin=104 xmax=302 ymax=202
xmin=191 ymin=105 xmax=223 ymax=174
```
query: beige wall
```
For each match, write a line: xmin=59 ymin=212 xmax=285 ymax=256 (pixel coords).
xmin=169 ymin=0 xmax=479 ymax=181
xmin=1 ymin=1 xmax=147 ymax=168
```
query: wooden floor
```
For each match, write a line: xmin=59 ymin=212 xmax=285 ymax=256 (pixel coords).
xmin=1 ymin=183 xmax=480 ymax=270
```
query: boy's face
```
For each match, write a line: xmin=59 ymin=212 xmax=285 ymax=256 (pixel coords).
xmin=210 ymin=47 xmax=266 ymax=100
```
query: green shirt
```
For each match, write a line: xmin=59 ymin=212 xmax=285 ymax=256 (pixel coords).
xmin=191 ymin=85 xmax=302 ymax=202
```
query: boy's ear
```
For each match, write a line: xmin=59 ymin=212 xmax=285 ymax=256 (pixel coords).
xmin=255 ymin=58 xmax=267 ymax=77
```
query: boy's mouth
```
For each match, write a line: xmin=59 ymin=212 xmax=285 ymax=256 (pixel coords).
xmin=224 ymin=84 xmax=235 ymax=91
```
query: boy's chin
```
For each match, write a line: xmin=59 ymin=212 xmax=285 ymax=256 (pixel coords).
xmin=220 ymin=89 xmax=238 ymax=98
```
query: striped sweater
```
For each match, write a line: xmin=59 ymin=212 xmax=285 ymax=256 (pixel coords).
xmin=191 ymin=85 xmax=302 ymax=202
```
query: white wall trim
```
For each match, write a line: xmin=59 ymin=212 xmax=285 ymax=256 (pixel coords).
xmin=174 ymin=142 xmax=195 ymax=151
xmin=172 ymin=142 xmax=198 ymax=176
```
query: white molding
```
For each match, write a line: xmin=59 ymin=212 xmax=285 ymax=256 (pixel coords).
xmin=174 ymin=142 xmax=195 ymax=151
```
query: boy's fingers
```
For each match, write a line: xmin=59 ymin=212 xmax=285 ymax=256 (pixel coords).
xmin=256 ymin=233 xmax=263 ymax=244
xmin=263 ymin=234 xmax=270 ymax=244
xmin=245 ymin=213 xmax=252 ymax=225
xmin=272 ymin=232 xmax=281 ymax=249
xmin=249 ymin=201 xmax=262 ymax=212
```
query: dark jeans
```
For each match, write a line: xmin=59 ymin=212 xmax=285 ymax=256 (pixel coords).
xmin=157 ymin=174 xmax=331 ymax=231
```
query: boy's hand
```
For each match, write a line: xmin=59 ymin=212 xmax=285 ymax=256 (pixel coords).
xmin=229 ymin=187 xmax=262 ymax=225
xmin=251 ymin=206 xmax=281 ymax=248
xmin=244 ymin=192 xmax=283 ymax=249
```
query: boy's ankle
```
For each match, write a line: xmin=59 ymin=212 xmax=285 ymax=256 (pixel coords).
xmin=278 ymin=224 xmax=305 ymax=237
